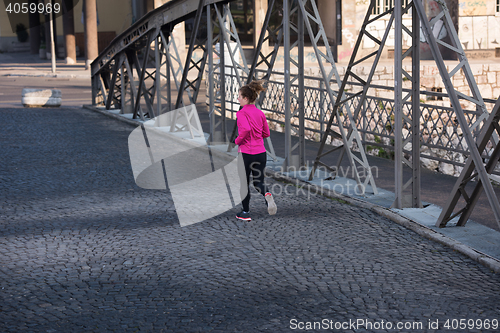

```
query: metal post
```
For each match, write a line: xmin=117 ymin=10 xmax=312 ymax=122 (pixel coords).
xmin=219 ymin=6 xmax=227 ymax=142
xmin=208 ymin=7 xmax=216 ymax=142
xmin=49 ymin=5 xmax=56 ymax=74
xmin=283 ymin=0 xmax=292 ymax=170
xmin=392 ymin=0 xmax=421 ymax=208
xmin=124 ymin=54 xmax=136 ymax=115
xmin=394 ymin=0 xmax=403 ymax=208
xmin=165 ymin=30 xmax=171 ymax=112
xmin=91 ymin=73 xmax=98 ymax=105
xmin=155 ymin=36 xmax=162 ymax=119
xmin=412 ymin=1 xmax=421 ymax=208
xmin=120 ymin=64 xmax=126 ymax=114
xmin=298 ymin=4 xmax=305 ymax=167
xmin=320 ymin=81 xmax=325 ymax=138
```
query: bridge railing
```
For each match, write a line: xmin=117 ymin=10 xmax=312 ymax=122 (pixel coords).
xmin=214 ymin=67 xmax=499 ymax=176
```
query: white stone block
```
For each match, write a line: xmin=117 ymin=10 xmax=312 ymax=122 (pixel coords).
xmin=22 ymin=89 xmax=62 ymax=107
xmin=439 ymin=161 xmax=455 ymax=176
xmin=492 ymin=87 xmax=500 ymax=99
xmin=478 ymin=84 xmax=493 ymax=99
xmin=421 ymin=156 xmax=438 ymax=171
xmin=469 ymin=64 xmax=483 ymax=76
xmin=488 ymin=72 xmax=498 ymax=84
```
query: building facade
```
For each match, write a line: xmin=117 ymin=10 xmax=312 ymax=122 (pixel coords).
xmin=1 ymin=1 xmax=499 ymax=74
xmin=0 ymin=0 xmax=134 ymax=54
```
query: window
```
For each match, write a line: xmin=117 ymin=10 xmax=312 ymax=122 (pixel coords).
xmin=385 ymin=0 xmax=393 ymax=13
xmin=230 ymin=0 xmax=254 ymax=43
xmin=372 ymin=0 xmax=411 ymax=15
xmin=497 ymin=0 xmax=500 ymax=13
xmin=428 ymin=87 xmax=443 ymax=101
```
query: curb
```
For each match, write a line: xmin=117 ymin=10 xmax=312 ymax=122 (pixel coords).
xmin=83 ymin=105 xmax=500 ymax=274
xmin=83 ymin=105 xmax=142 ymax=127
xmin=3 ymin=73 xmax=90 ymax=79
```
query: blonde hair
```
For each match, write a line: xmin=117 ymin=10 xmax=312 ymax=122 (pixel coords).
xmin=239 ymin=80 xmax=266 ymax=103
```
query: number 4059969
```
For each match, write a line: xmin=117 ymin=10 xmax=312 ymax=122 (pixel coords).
xmin=443 ymin=319 xmax=498 ymax=330
xmin=5 ymin=2 xmax=61 ymax=15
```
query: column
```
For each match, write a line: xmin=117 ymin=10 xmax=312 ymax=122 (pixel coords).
xmin=84 ymin=0 xmax=99 ymax=70
xmin=253 ymin=0 xmax=268 ymax=54
xmin=63 ymin=0 xmax=76 ymax=64
xmin=28 ymin=1 xmax=41 ymax=54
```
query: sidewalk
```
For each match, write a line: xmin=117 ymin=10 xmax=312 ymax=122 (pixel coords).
xmin=2 ymin=50 xmax=499 ymax=272
xmin=0 ymin=51 xmax=90 ymax=79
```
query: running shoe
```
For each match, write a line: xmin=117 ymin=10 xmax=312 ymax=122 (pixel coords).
xmin=236 ymin=211 xmax=251 ymax=221
xmin=265 ymin=193 xmax=277 ymax=215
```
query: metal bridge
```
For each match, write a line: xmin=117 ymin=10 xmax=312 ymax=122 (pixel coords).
xmin=91 ymin=0 xmax=500 ymax=229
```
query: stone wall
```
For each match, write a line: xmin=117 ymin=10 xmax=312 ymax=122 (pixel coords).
xmin=333 ymin=62 xmax=500 ymax=105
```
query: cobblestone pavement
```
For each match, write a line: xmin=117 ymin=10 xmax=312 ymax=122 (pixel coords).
xmin=1 ymin=107 xmax=500 ymax=333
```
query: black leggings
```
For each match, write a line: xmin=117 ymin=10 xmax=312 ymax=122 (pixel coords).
xmin=241 ymin=152 xmax=268 ymax=212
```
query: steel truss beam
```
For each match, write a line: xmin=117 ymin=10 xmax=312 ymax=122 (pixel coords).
xmin=91 ymin=0 xmax=229 ymax=124
xmin=175 ymin=0 xmax=208 ymax=110
xmin=207 ymin=2 xmax=278 ymax=162
xmin=299 ymin=0 xmax=376 ymax=182
xmin=311 ymin=0 xmax=497 ymax=214
xmin=208 ymin=2 xmax=250 ymax=144
xmin=394 ymin=0 xmax=421 ymax=208
xmin=306 ymin=0 xmax=378 ymax=195
xmin=411 ymin=0 xmax=500 ymax=226
xmin=227 ymin=0 xmax=282 ymax=158
xmin=91 ymin=0 xmax=228 ymax=78
xmin=92 ymin=0 xmax=376 ymax=194
xmin=282 ymin=0 xmax=305 ymax=170
xmin=132 ymin=30 xmax=158 ymax=121
xmin=437 ymin=97 xmax=500 ymax=228
xmin=231 ymin=0 xmax=376 ymax=184
xmin=106 ymin=53 xmax=125 ymax=110
xmin=89 ymin=0 xmax=499 ymax=226
xmin=247 ymin=0 xmax=282 ymax=82
xmin=96 ymin=31 xmax=159 ymax=121
xmin=94 ymin=2 xmax=210 ymax=122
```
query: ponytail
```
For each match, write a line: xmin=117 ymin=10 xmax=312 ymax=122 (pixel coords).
xmin=239 ymin=80 xmax=266 ymax=103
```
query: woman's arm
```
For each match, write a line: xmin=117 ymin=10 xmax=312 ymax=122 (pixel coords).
xmin=262 ymin=114 xmax=270 ymax=139
xmin=235 ymin=114 xmax=250 ymax=146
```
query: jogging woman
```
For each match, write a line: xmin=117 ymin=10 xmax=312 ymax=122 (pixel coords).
xmin=235 ymin=80 xmax=277 ymax=221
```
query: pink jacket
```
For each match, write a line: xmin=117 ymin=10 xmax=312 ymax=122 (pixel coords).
xmin=235 ymin=104 xmax=270 ymax=154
